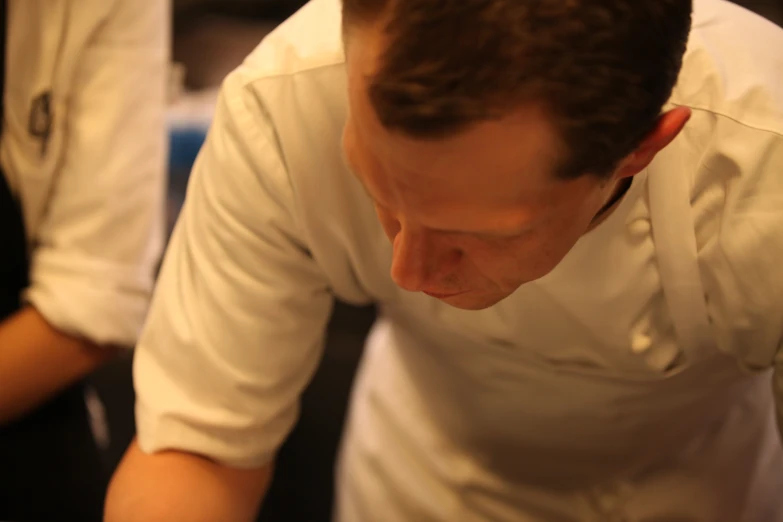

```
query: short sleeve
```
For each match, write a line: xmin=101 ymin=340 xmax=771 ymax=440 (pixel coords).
xmin=133 ymin=68 xmax=334 ymax=468
xmin=25 ymin=0 xmax=168 ymax=347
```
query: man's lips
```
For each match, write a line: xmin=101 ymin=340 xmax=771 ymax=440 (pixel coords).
xmin=423 ymin=290 xmax=463 ymax=299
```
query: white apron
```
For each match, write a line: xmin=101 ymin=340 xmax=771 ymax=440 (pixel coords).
xmin=335 ymin=138 xmax=783 ymax=522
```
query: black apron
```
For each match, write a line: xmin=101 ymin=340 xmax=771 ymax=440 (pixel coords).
xmin=0 ymin=1 xmax=108 ymax=519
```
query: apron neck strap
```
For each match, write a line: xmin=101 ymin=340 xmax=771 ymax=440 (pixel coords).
xmin=648 ymin=135 xmax=715 ymax=361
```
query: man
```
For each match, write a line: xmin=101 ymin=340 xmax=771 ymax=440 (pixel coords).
xmin=0 ymin=1 xmax=166 ymax=520
xmin=106 ymin=0 xmax=783 ymax=520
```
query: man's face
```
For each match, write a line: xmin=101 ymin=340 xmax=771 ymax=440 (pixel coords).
xmin=342 ymin=29 xmax=616 ymax=310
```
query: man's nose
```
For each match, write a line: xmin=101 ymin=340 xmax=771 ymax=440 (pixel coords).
xmin=390 ymin=225 xmax=429 ymax=291
xmin=390 ymin=227 xmax=459 ymax=292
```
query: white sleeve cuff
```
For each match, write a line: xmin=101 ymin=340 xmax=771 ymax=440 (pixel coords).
xmin=134 ymin=342 xmax=297 ymax=469
xmin=25 ymin=246 xmax=157 ymax=347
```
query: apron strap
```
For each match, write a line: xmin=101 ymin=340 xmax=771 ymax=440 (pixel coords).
xmin=648 ymin=135 xmax=715 ymax=361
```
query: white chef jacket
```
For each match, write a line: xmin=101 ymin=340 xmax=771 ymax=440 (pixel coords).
xmin=134 ymin=0 xmax=783 ymax=519
xmin=2 ymin=0 xmax=168 ymax=346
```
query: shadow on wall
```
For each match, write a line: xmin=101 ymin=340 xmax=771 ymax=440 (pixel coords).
xmin=173 ymin=0 xmax=308 ymax=89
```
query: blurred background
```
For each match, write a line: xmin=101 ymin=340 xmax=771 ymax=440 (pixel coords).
xmin=87 ymin=1 xmax=782 ymax=521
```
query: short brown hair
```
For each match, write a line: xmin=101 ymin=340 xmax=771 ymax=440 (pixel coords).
xmin=342 ymin=0 xmax=692 ymax=179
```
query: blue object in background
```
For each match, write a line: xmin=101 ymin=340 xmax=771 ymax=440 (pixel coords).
xmin=169 ymin=125 xmax=208 ymax=177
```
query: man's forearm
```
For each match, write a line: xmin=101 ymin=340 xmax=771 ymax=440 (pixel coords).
xmin=106 ymin=440 xmax=272 ymax=522
xmin=0 ymin=306 xmax=117 ymax=425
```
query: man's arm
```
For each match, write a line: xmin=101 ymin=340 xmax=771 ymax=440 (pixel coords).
xmin=0 ymin=307 xmax=116 ymax=425
xmin=105 ymin=440 xmax=272 ymax=522
xmin=105 ymin=26 xmax=334 ymax=518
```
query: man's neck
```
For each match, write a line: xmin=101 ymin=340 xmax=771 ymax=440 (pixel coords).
xmin=587 ymin=177 xmax=633 ymax=231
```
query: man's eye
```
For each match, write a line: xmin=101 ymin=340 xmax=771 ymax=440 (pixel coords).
xmin=474 ymin=231 xmax=521 ymax=243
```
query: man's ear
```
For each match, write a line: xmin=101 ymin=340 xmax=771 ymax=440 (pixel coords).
xmin=614 ymin=106 xmax=692 ymax=179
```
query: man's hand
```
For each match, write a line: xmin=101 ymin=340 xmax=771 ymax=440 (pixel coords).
xmin=105 ymin=440 xmax=273 ymax=522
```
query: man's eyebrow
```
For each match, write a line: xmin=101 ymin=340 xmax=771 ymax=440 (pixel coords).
xmin=435 ymin=224 xmax=530 ymax=238
xmin=347 ymin=163 xmax=532 ymax=238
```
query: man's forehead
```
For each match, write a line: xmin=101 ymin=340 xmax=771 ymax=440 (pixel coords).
xmin=375 ymin=113 xmax=563 ymax=188
xmin=343 ymin=20 xmax=567 ymax=194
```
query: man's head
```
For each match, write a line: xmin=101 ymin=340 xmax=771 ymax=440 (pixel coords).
xmin=341 ymin=0 xmax=693 ymax=310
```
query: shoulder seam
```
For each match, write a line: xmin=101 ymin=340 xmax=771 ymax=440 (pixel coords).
xmin=239 ymin=59 xmax=345 ymax=92
xmin=671 ymin=102 xmax=783 ymax=139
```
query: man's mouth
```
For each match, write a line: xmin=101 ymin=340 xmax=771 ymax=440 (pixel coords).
xmin=423 ymin=290 xmax=463 ymax=299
